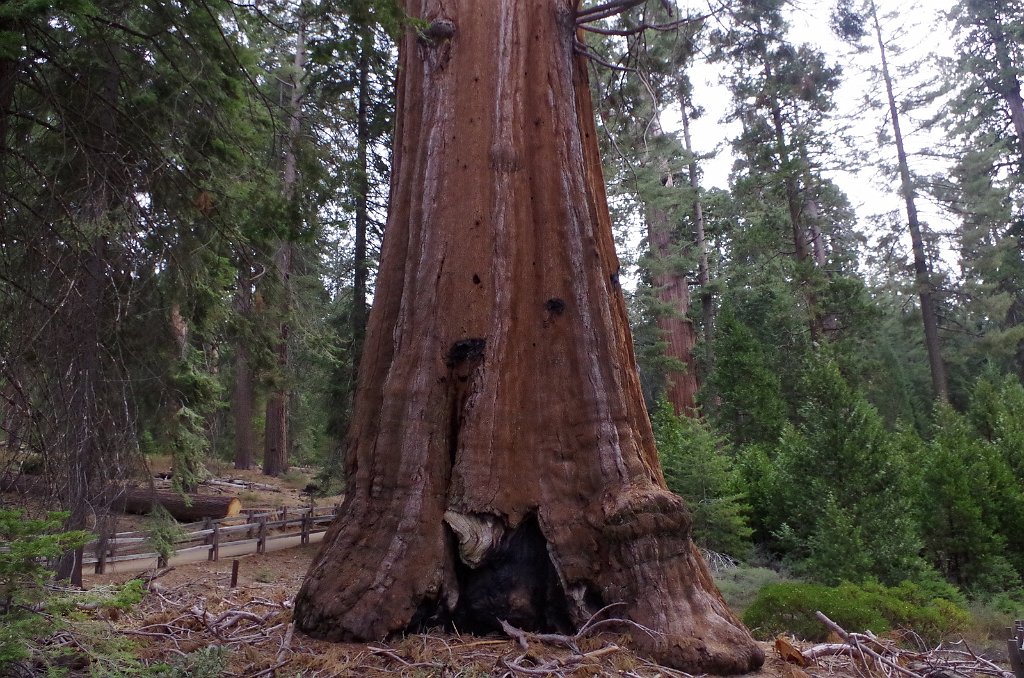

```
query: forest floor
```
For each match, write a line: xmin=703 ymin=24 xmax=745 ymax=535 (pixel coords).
xmin=6 ymin=465 xmax=1007 ymax=678
xmin=64 ymin=465 xmax=796 ymax=677
xmin=85 ymin=541 xmax=1013 ymax=678
xmin=85 ymin=542 xmax=803 ymax=678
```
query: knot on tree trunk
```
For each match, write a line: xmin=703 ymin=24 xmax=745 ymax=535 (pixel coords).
xmin=422 ymin=18 xmax=456 ymax=44
xmin=602 ymin=488 xmax=692 ymax=541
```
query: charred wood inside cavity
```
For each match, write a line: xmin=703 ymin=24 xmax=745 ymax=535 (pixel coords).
xmin=450 ymin=514 xmax=572 ymax=635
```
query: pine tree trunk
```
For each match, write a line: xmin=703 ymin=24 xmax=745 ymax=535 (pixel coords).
xmin=294 ymin=3 xmax=763 ymax=673
xmin=758 ymin=24 xmax=822 ymax=340
xmin=0 ymin=377 xmax=27 ymax=454
xmin=0 ymin=57 xmax=14 ymax=150
xmin=57 ymin=238 xmax=106 ymax=587
xmin=56 ymin=45 xmax=125 ymax=585
xmin=680 ymin=100 xmax=715 ymax=365
xmin=263 ymin=381 xmax=289 ymax=477
xmin=263 ymin=14 xmax=306 ymax=477
xmin=0 ymin=12 xmax=15 ymax=149
xmin=233 ymin=271 xmax=256 ymax=470
xmin=871 ymin=0 xmax=948 ymax=400
xmin=796 ymin=141 xmax=840 ymax=335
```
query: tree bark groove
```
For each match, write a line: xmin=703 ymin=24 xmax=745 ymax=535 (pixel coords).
xmin=294 ymin=2 xmax=763 ymax=673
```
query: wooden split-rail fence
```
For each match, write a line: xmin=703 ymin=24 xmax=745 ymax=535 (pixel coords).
xmin=1010 ymin=620 xmax=1024 ymax=678
xmin=84 ymin=505 xmax=338 ymax=574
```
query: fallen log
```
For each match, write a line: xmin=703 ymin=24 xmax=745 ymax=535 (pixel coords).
xmin=2 ymin=474 xmax=241 ymax=522
xmin=112 ymin=490 xmax=242 ymax=522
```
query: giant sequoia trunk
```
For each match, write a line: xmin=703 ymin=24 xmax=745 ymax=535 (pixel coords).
xmin=647 ymin=169 xmax=700 ymax=417
xmin=294 ymin=2 xmax=763 ymax=673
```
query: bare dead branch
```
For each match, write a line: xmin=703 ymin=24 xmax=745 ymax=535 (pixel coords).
xmin=576 ymin=0 xmax=647 ymax=24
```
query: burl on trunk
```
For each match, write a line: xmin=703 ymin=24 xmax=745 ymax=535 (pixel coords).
xmin=294 ymin=1 xmax=764 ymax=672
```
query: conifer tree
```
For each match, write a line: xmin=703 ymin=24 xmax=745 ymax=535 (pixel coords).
xmin=832 ymin=0 xmax=949 ymax=400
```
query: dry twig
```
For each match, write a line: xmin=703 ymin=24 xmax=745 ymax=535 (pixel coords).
xmin=804 ymin=612 xmax=1015 ymax=678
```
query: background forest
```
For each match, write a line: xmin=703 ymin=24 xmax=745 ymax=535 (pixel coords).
xmin=2 ymin=0 xmax=1024 ymax=651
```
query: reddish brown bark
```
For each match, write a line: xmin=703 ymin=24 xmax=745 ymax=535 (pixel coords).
xmin=647 ymin=168 xmax=699 ymax=417
xmin=294 ymin=2 xmax=762 ymax=673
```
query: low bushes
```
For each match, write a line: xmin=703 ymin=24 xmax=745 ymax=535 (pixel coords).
xmin=743 ymin=579 xmax=970 ymax=644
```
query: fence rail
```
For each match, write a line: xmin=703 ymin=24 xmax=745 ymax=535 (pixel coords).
xmin=84 ymin=505 xmax=338 ymax=574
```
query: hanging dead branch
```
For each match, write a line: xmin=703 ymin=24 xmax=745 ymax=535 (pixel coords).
xmin=574 ymin=0 xmax=723 ymax=37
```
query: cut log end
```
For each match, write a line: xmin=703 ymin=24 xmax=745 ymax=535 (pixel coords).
xmin=225 ymin=497 xmax=242 ymax=517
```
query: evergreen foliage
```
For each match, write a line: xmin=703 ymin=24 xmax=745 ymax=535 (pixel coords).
xmin=0 ymin=510 xmax=88 ymax=667
xmin=915 ymin=402 xmax=1024 ymax=593
xmin=743 ymin=353 xmax=929 ymax=585
xmin=652 ymin=400 xmax=752 ymax=557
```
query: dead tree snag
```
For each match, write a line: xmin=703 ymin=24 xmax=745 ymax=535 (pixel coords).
xmin=293 ymin=1 xmax=763 ymax=673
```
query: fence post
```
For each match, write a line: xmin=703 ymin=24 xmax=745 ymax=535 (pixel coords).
xmin=301 ymin=509 xmax=310 ymax=545
xmin=210 ymin=521 xmax=220 ymax=562
xmin=1009 ymin=621 xmax=1024 ymax=678
xmin=94 ymin=529 xmax=110 ymax=574
xmin=202 ymin=517 xmax=211 ymax=556
xmin=257 ymin=515 xmax=267 ymax=554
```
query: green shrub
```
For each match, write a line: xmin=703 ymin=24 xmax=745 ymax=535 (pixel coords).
xmin=652 ymin=399 xmax=753 ymax=558
xmin=154 ymin=645 xmax=230 ymax=677
xmin=0 ymin=510 xmax=89 ymax=613
xmin=743 ymin=580 xmax=970 ymax=643
xmin=0 ymin=510 xmax=89 ymax=668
